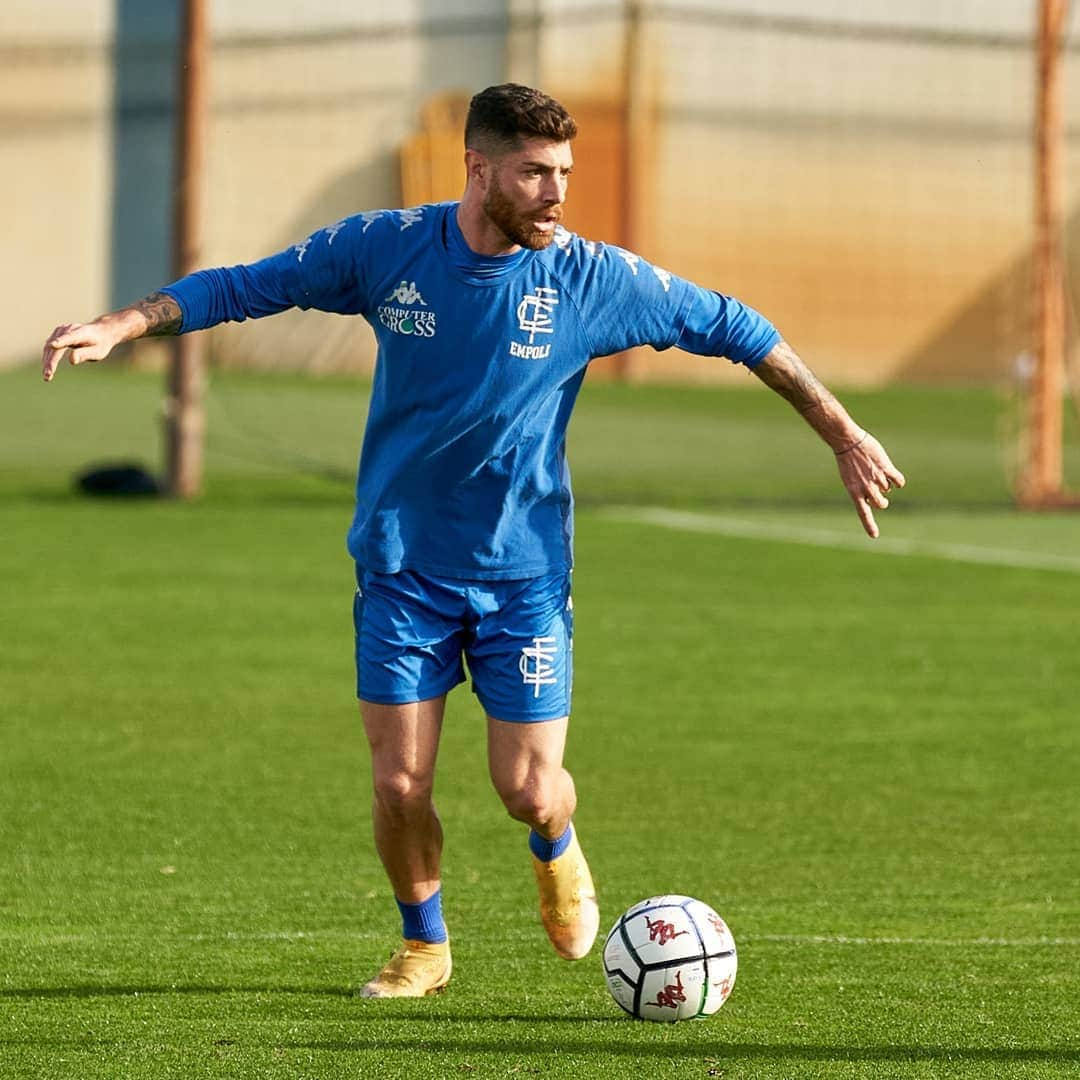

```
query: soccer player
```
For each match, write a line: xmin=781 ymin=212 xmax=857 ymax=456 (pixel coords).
xmin=41 ymin=84 xmax=905 ymax=997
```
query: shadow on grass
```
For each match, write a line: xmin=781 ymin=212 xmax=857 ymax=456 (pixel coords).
xmin=280 ymin=1038 xmax=1079 ymax=1065
xmin=1 ymin=988 xmax=1077 ymax=1066
xmin=3 ymin=1033 xmax=1077 ymax=1068
xmin=1 ymin=1040 xmax=1076 ymax=1067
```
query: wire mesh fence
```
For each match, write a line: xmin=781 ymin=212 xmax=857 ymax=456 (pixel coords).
xmin=3 ymin=1 xmax=1079 ymax=389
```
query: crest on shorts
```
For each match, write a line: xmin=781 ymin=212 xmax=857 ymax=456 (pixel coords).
xmin=519 ymin=636 xmax=558 ymax=696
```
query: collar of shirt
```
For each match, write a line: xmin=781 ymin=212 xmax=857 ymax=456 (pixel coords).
xmin=441 ymin=203 xmax=531 ymax=282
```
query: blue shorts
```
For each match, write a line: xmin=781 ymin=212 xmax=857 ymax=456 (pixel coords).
xmin=353 ymin=567 xmax=573 ymax=723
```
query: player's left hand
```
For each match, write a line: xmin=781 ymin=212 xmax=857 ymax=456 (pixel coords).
xmin=834 ymin=432 xmax=905 ymax=539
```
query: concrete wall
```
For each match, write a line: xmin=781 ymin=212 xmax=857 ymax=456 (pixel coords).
xmin=1 ymin=3 xmax=116 ymax=367
xmin=1 ymin=0 xmax=508 ymax=372
xmin=645 ymin=7 xmax=1044 ymax=385
xmin=538 ymin=2 xmax=1080 ymax=385
xmin=3 ymin=1 xmax=1078 ymax=384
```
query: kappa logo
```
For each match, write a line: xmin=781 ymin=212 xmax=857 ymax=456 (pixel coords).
xmin=325 ymin=219 xmax=348 ymax=245
xmin=385 ymin=281 xmax=427 ymax=306
xmin=707 ymin=912 xmax=729 ymax=938
xmin=293 ymin=220 xmax=348 ymax=262
xmin=293 ymin=235 xmax=313 ymax=263
xmin=644 ymin=916 xmax=689 ymax=945
xmin=377 ymin=281 xmax=436 ymax=337
xmin=651 ymin=264 xmax=672 ymax=292
xmin=711 ymin=973 xmax=735 ymax=1002
xmin=510 ymin=286 xmax=559 ymax=359
xmin=652 ymin=970 xmax=687 ymax=1009
xmin=398 ymin=207 xmax=424 ymax=230
xmin=616 ymin=248 xmax=670 ymax=291
xmin=519 ymin=636 xmax=558 ymax=697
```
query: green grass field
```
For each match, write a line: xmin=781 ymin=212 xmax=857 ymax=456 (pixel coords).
xmin=2 ymin=365 xmax=1079 ymax=1078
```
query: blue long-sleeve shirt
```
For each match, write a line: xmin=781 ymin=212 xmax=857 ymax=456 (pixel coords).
xmin=163 ymin=202 xmax=780 ymax=579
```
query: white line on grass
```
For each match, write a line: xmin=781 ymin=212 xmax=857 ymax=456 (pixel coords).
xmin=747 ymin=934 xmax=1080 ymax=948
xmin=599 ymin=507 xmax=1080 ymax=574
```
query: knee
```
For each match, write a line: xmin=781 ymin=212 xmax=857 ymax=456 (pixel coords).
xmin=373 ymin=769 xmax=433 ymax=822
xmin=496 ymin=774 xmax=561 ymax=830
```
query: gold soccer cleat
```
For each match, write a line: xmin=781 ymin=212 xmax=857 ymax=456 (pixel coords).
xmin=531 ymin=828 xmax=599 ymax=960
xmin=360 ymin=939 xmax=452 ymax=998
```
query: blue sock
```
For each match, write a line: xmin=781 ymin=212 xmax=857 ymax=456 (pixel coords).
xmin=529 ymin=824 xmax=573 ymax=863
xmin=396 ymin=888 xmax=448 ymax=944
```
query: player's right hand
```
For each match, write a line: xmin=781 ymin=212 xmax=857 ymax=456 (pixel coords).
xmin=42 ymin=322 xmax=118 ymax=381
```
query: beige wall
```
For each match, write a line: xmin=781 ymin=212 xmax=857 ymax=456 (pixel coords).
xmin=3 ymin=1 xmax=1077 ymax=385
xmin=1 ymin=5 xmax=115 ymax=369
xmin=539 ymin=4 xmax=1079 ymax=386
xmin=1 ymin=1 xmax=508 ymax=372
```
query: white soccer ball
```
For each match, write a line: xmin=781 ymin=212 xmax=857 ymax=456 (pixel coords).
xmin=602 ymin=895 xmax=737 ymax=1022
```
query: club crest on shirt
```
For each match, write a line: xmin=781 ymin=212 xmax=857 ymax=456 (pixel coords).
xmin=510 ymin=286 xmax=559 ymax=359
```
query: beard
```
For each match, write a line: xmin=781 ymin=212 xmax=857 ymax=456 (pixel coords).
xmin=483 ymin=175 xmax=562 ymax=251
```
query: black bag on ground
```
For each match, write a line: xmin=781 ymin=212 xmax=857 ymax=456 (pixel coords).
xmin=75 ymin=463 xmax=162 ymax=497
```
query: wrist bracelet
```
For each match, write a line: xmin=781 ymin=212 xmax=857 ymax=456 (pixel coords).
xmin=835 ymin=432 xmax=868 ymax=456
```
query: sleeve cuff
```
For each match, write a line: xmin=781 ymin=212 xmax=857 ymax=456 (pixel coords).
xmin=158 ymin=286 xmax=188 ymax=333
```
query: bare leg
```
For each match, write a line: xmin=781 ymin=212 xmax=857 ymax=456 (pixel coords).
xmin=487 ymin=714 xmax=598 ymax=961
xmin=361 ymin=695 xmax=446 ymax=903
xmin=487 ymin=715 xmax=576 ymax=839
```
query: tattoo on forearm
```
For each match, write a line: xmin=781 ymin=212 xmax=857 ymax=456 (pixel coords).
xmin=754 ymin=341 xmax=835 ymax=415
xmin=132 ymin=291 xmax=182 ymax=336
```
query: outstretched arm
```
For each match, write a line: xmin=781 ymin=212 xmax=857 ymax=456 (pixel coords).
xmin=42 ymin=291 xmax=183 ymax=381
xmin=753 ymin=340 xmax=906 ymax=538
xmin=42 ymin=213 xmax=372 ymax=385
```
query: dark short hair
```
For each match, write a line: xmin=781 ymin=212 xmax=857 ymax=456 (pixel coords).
xmin=465 ymin=84 xmax=577 ymax=154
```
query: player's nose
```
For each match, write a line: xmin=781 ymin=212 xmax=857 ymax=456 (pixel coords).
xmin=541 ymin=175 xmax=566 ymax=205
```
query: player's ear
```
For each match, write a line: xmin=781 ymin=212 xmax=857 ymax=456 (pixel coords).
xmin=464 ymin=148 xmax=489 ymax=190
